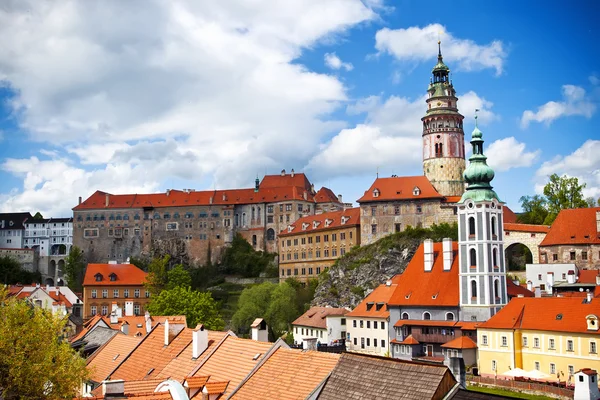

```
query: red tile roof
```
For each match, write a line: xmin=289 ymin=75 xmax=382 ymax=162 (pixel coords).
xmin=578 ymin=269 xmax=600 ymax=284
xmin=83 ymin=264 xmax=147 ymax=287
xmin=357 ymin=176 xmax=443 ymax=203
xmin=540 ymin=207 xmax=600 ymax=246
xmin=503 ymin=206 xmax=518 ymax=223
xmin=108 ymin=316 xmax=186 ymax=337
xmin=345 ymin=280 xmax=399 ymax=319
xmin=441 ymin=336 xmax=477 ymax=349
xmin=292 ymin=306 xmax=348 ymax=329
xmin=203 ymin=381 xmax=229 ymax=395
xmin=507 ymin=280 xmax=534 ymax=298
xmin=443 ymin=196 xmax=462 ymax=204
xmin=398 ymin=335 xmax=420 ymax=345
xmin=479 ymin=297 xmax=600 ymax=334
xmin=314 ymin=187 xmax=341 ymax=204
xmin=185 ymin=376 xmax=210 ymax=389
xmin=259 ymin=172 xmax=312 ymax=192
xmin=455 ymin=321 xmax=481 ymax=331
xmin=504 ymin=223 xmax=550 ymax=233
xmin=86 ymin=334 xmax=141 ymax=382
xmin=388 ymin=241 xmax=459 ymax=307
xmin=279 ymin=208 xmax=360 ymax=237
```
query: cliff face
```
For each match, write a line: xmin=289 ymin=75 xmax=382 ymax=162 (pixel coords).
xmin=312 ymin=235 xmax=421 ymax=308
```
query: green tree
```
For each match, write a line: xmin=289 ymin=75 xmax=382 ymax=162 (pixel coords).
xmin=146 ymin=286 xmax=224 ymax=330
xmin=64 ymin=246 xmax=85 ymax=292
xmin=0 ymin=256 xmax=40 ymax=285
xmin=265 ymin=283 xmax=298 ymax=338
xmin=286 ymin=277 xmax=319 ymax=314
xmin=129 ymin=256 xmax=150 ymax=272
xmin=145 ymin=255 xmax=170 ymax=296
xmin=0 ymin=288 xmax=89 ymax=399
xmin=543 ymin=173 xmax=587 ymax=224
xmin=232 ymin=282 xmax=276 ymax=335
xmin=32 ymin=212 xmax=44 ymax=220
xmin=166 ymin=264 xmax=192 ymax=290
xmin=220 ymin=233 xmax=276 ymax=277
xmin=517 ymin=195 xmax=549 ymax=225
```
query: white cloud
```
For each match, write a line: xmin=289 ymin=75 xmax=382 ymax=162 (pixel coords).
xmin=534 ymin=140 xmax=600 ymax=199
xmin=324 ymin=52 xmax=353 ymax=71
xmin=590 ymin=75 xmax=600 ymax=86
xmin=486 ymin=137 xmax=540 ymax=172
xmin=457 ymin=91 xmax=498 ymax=125
xmin=520 ymin=85 xmax=596 ymax=129
xmin=374 ymin=23 xmax=507 ymax=75
xmin=0 ymin=0 xmax=377 ymax=215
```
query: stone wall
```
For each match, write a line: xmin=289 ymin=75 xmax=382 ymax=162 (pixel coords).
xmin=503 ymin=230 xmax=546 ymax=264
xmin=424 ymin=157 xmax=466 ymax=198
xmin=539 ymin=244 xmax=600 ymax=270
xmin=0 ymin=248 xmax=37 ymax=273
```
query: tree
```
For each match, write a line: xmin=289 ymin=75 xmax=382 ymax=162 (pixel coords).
xmin=64 ymin=246 xmax=85 ymax=292
xmin=32 ymin=212 xmax=44 ymax=220
xmin=146 ymin=286 xmax=224 ymax=330
xmin=145 ymin=255 xmax=170 ymax=296
xmin=517 ymin=195 xmax=549 ymax=225
xmin=265 ymin=283 xmax=298 ymax=338
xmin=220 ymin=233 xmax=276 ymax=277
xmin=166 ymin=264 xmax=192 ymax=290
xmin=232 ymin=282 xmax=276 ymax=335
xmin=0 ymin=288 xmax=89 ymax=399
xmin=0 ymin=256 xmax=40 ymax=285
xmin=543 ymin=174 xmax=587 ymax=224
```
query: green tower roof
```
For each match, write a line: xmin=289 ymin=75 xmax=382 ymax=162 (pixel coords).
xmin=432 ymin=41 xmax=450 ymax=73
xmin=459 ymin=115 xmax=502 ymax=203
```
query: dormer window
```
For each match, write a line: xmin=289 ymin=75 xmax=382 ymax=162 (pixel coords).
xmin=341 ymin=216 xmax=347 ymax=225
xmin=587 ymin=315 xmax=599 ymax=331
xmin=287 ymin=226 xmax=294 ymax=233
xmin=375 ymin=302 xmax=384 ymax=311
xmin=366 ymin=302 xmax=374 ymax=311
xmin=302 ymin=223 xmax=309 ymax=231
xmin=413 ymin=186 xmax=421 ymax=196
xmin=95 ymin=273 xmax=103 ymax=282
xmin=109 ymin=273 xmax=117 ymax=282
xmin=373 ymin=188 xmax=380 ymax=198
xmin=313 ymin=221 xmax=320 ymax=229
xmin=325 ymin=219 xmax=332 ymax=227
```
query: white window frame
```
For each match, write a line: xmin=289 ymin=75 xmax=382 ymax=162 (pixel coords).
xmin=482 ymin=335 xmax=488 ymax=346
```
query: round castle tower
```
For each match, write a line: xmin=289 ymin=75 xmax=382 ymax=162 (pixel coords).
xmin=422 ymin=42 xmax=466 ymax=197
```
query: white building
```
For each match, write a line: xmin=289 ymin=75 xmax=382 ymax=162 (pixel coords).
xmin=0 ymin=212 xmax=32 ymax=249
xmin=291 ymin=306 xmax=348 ymax=348
xmin=345 ymin=279 xmax=397 ymax=355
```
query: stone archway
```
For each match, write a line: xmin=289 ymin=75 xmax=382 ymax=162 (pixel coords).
xmin=503 ymin=224 xmax=549 ymax=264
xmin=505 ymin=243 xmax=533 ymax=271
xmin=57 ymin=259 xmax=65 ymax=277
xmin=45 ymin=277 xmax=54 ymax=286
xmin=48 ymin=260 xmax=56 ymax=278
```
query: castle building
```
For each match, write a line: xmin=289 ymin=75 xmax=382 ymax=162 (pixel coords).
xmin=72 ymin=171 xmax=342 ymax=265
xmin=456 ymin=119 xmax=508 ymax=321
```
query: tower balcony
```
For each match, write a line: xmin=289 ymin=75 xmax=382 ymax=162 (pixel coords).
xmin=422 ymin=127 xmax=464 ymax=135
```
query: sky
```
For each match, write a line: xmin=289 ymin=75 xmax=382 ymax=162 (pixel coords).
xmin=0 ymin=0 xmax=598 ymax=217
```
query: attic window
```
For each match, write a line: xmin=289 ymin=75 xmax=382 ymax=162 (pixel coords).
xmin=302 ymin=223 xmax=309 ymax=231
xmin=137 ymin=323 xmax=143 ymax=328
xmin=95 ymin=273 xmax=103 ymax=282
xmin=366 ymin=302 xmax=374 ymax=311
xmin=287 ymin=226 xmax=294 ymax=233
xmin=146 ymin=368 xmax=154 ymax=376
xmin=556 ymin=314 xmax=563 ymax=320
xmin=325 ymin=219 xmax=332 ymax=227
xmin=313 ymin=221 xmax=320 ymax=229
xmin=405 ymin=292 xmax=411 ymax=300
xmin=109 ymin=273 xmax=117 ymax=282
xmin=375 ymin=302 xmax=384 ymax=311
xmin=585 ymin=235 xmax=590 ymax=239
xmin=373 ymin=189 xmax=380 ymax=198
xmin=341 ymin=216 xmax=347 ymax=225
xmin=432 ymin=293 xmax=438 ymax=300
xmin=413 ymin=186 xmax=421 ymax=196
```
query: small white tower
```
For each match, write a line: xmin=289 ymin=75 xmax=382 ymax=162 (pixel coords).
xmin=574 ymin=368 xmax=600 ymax=400
xmin=457 ymin=116 xmax=507 ymax=322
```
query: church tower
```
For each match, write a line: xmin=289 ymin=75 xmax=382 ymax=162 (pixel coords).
xmin=422 ymin=42 xmax=465 ymax=197
xmin=457 ymin=116 xmax=507 ymax=321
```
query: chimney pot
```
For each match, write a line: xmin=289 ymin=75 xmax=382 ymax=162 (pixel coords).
xmin=442 ymin=238 xmax=453 ymax=271
xmin=281 ymin=169 xmax=286 ymax=176
xmin=192 ymin=324 xmax=209 ymax=358
xmin=337 ymin=194 xmax=343 ymax=203
xmin=587 ymin=291 xmax=593 ymax=303
xmin=291 ymin=168 xmax=295 ymax=177
xmin=424 ymin=239 xmax=434 ymax=272
xmin=105 ymin=193 xmax=109 ymax=207
xmin=78 ymin=196 xmax=82 ymax=205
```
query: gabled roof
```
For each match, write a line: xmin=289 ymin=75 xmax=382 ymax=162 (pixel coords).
xmin=291 ymin=306 xmax=348 ymax=329
xmin=317 ymin=352 xmax=456 ymax=400
xmin=345 ymin=278 xmax=400 ymax=319
xmin=83 ymin=264 xmax=147 ymax=286
xmin=228 ymin=346 xmax=339 ymax=400
xmin=506 ymin=280 xmax=534 ymax=298
xmin=441 ymin=336 xmax=477 ymax=349
xmin=399 ymin=335 xmax=420 ymax=345
xmin=279 ymin=208 xmax=360 ymax=237
xmin=388 ymin=241 xmax=459 ymax=307
xmin=578 ymin=269 xmax=600 ymax=284
xmin=86 ymin=334 xmax=141 ymax=383
xmin=259 ymin=172 xmax=312 ymax=192
xmin=479 ymin=297 xmax=600 ymax=334
xmin=503 ymin=223 xmax=550 ymax=233
xmin=314 ymin=187 xmax=341 ymax=204
xmin=0 ymin=212 xmax=33 ymax=230
xmin=540 ymin=207 xmax=600 ymax=246
xmin=357 ymin=176 xmax=443 ymax=203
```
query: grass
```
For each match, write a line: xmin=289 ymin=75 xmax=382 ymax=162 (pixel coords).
xmin=467 ymin=384 xmax=556 ymax=400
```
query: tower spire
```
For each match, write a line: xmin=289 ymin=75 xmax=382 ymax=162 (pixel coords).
xmin=438 ymin=40 xmax=442 ymax=61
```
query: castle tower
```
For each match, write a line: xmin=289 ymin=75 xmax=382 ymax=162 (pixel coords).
xmin=422 ymin=42 xmax=465 ymax=197
xmin=457 ymin=116 xmax=507 ymax=321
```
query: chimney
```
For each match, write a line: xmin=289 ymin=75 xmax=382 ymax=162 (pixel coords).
xmin=121 ymin=321 xmax=129 ymax=335
xmin=310 ymin=183 xmax=315 ymax=194
xmin=291 ymin=169 xmax=295 ymax=177
xmin=303 ymin=191 xmax=308 ymax=201
xmin=124 ymin=301 xmax=133 ymax=317
xmin=442 ymin=238 xmax=453 ymax=271
xmin=145 ymin=311 xmax=152 ymax=333
xmin=164 ymin=319 xmax=185 ymax=346
xmin=222 ymin=193 xmax=227 ymax=201
xmin=513 ymin=279 xmax=520 ymax=286
xmin=526 ymin=280 xmax=532 ymax=291
xmin=596 ymin=274 xmax=600 ymax=286
xmin=567 ymin=270 xmax=576 ymax=284
xmin=105 ymin=194 xmax=109 ymax=207
xmin=587 ymin=291 xmax=593 ymax=303
xmin=281 ymin=169 xmax=286 ymax=176
xmin=337 ymin=194 xmax=343 ymax=203
xmin=102 ymin=380 xmax=125 ymax=397
xmin=166 ymin=189 xmax=171 ymax=196
xmin=424 ymin=239 xmax=434 ymax=272
xmin=111 ymin=301 xmax=118 ymax=313
xmin=192 ymin=324 xmax=209 ymax=359
xmin=250 ymin=318 xmax=269 ymax=342
xmin=78 ymin=196 xmax=82 ymax=205
xmin=209 ymin=196 xmax=213 ymax=205
xmin=546 ymin=272 xmax=554 ymax=295
xmin=574 ymin=369 xmax=600 ymax=400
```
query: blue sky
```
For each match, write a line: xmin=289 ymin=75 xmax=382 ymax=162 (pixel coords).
xmin=0 ymin=0 xmax=598 ymax=216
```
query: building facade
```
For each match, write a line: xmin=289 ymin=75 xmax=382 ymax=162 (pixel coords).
xmin=73 ymin=171 xmax=342 ymax=266
xmin=0 ymin=212 xmax=32 ymax=249
xmin=82 ymin=263 xmax=149 ymax=319
xmin=291 ymin=306 xmax=348 ymax=347
xmin=277 ymin=208 xmax=360 ymax=282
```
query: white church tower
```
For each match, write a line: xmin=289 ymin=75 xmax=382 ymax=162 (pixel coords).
xmin=457 ymin=115 xmax=507 ymax=321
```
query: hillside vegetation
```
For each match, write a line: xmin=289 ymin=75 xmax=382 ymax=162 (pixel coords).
xmin=312 ymin=223 xmax=458 ymax=308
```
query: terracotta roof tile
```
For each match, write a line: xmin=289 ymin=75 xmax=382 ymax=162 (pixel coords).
xmin=506 ymin=279 xmax=534 ymax=298
xmin=229 ymin=347 xmax=339 ymax=400
xmin=578 ymin=269 xmax=600 ymax=284
xmin=503 ymin=206 xmax=518 ymax=223
xmin=540 ymin=207 xmax=600 ymax=246
xmin=504 ymin=223 xmax=551 ymax=233
xmin=259 ymin=172 xmax=312 ymax=192
xmin=279 ymin=208 xmax=360 ymax=237
xmin=83 ymin=264 xmax=147 ymax=286
xmin=87 ymin=334 xmax=141 ymax=382
xmin=185 ymin=376 xmax=209 ymax=389
xmin=398 ymin=335 xmax=420 ymax=345
xmin=314 ymin=187 xmax=341 ymax=204
xmin=345 ymin=281 xmax=398 ymax=318
xmin=108 ymin=316 xmax=186 ymax=337
xmin=203 ymin=381 xmax=229 ymax=395
xmin=357 ymin=176 xmax=443 ymax=203
xmin=441 ymin=336 xmax=477 ymax=349
xmin=292 ymin=306 xmax=348 ymax=329
xmin=455 ymin=321 xmax=482 ymax=331
xmin=479 ymin=297 xmax=600 ymax=334
xmin=388 ymin=241 xmax=459 ymax=307
xmin=190 ymin=336 xmax=273 ymax=395
xmin=124 ymin=379 xmax=164 ymax=394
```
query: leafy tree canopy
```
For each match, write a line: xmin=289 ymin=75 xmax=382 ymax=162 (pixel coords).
xmin=145 ymin=255 xmax=170 ymax=296
xmin=517 ymin=195 xmax=549 ymax=225
xmin=166 ymin=264 xmax=192 ymax=290
xmin=219 ymin=233 xmax=277 ymax=277
xmin=146 ymin=286 xmax=224 ymax=330
xmin=0 ymin=256 xmax=41 ymax=285
xmin=0 ymin=288 xmax=89 ymax=399
xmin=64 ymin=246 xmax=85 ymax=292
xmin=32 ymin=212 xmax=44 ymax=220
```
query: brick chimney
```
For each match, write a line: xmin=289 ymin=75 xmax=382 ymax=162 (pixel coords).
xmin=442 ymin=238 xmax=453 ymax=271
xmin=164 ymin=319 xmax=185 ymax=346
xmin=192 ymin=324 xmax=209 ymax=359
xmin=424 ymin=239 xmax=434 ymax=272
xmin=78 ymin=196 xmax=82 ymax=205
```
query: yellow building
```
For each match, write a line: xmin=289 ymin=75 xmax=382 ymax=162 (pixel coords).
xmin=477 ymin=296 xmax=600 ymax=382
xmin=278 ymin=208 xmax=360 ymax=283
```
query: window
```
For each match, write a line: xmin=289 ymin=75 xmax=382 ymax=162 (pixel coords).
xmin=366 ymin=321 xmax=370 ymax=329
xmin=570 ymin=251 xmax=576 ymax=261
xmin=102 ymin=289 xmax=108 ymax=298
xmin=550 ymin=363 xmax=556 ymax=374
xmin=101 ymin=305 xmax=108 ymax=316
xmin=549 ymin=338 xmax=555 ymax=350
xmin=416 ymin=205 xmax=422 ymax=214
xmin=446 ymin=312 xmax=454 ymax=321
xmin=323 ymin=235 xmax=329 ymax=242
xmin=394 ymin=205 xmax=400 ymax=215
xmin=91 ymin=290 xmax=97 ymax=299
xmin=371 ymin=224 xmax=377 ymax=234
xmin=145 ymin=290 xmax=150 ymax=298
xmin=591 ymin=341 xmax=597 ymax=354
xmin=341 ymin=318 xmax=346 ymax=326
xmin=534 ymin=361 xmax=540 ymax=371
xmin=567 ymin=340 xmax=574 ymax=352
xmin=166 ymin=222 xmax=178 ymax=231
xmin=267 ymin=215 xmax=274 ymax=223
xmin=373 ymin=338 xmax=377 ymax=347
xmin=395 ymin=223 xmax=401 ymax=233
xmin=353 ymin=320 xmax=357 ymax=328
xmin=583 ymin=251 xmax=588 ymax=260
xmin=134 ymin=289 xmax=140 ymax=298
xmin=373 ymin=321 xmax=378 ymax=329
xmin=553 ymin=254 xmax=558 ymax=261
xmin=113 ymin=289 xmax=119 ymax=298
xmin=568 ymin=365 xmax=575 ymax=376
xmin=359 ymin=320 xmax=363 ymax=328
xmin=332 ymin=233 xmax=337 ymax=241
xmin=471 ymin=280 xmax=478 ymax=300
xmin=501 ymin=336 xmax=507 ymax=347
xmin=267 ymin=205 xmax=273 ymax=213
xmin=294 ymin=268 xmax=298 ymax=276
xmin=124 ymin=289 xmax=129 ymax=298
xmin=423 ymin=312 xmax=431 ymax=320
xmin=366 ymin=338 xmax=370 ymax=347
xmin=84 ymin=228 xmax=99 ymax=238
xmin=523 ymin=336 xmax=528 ymax=347
xmin=308 ymin=237 xmax=313 ymax=244
xmin=286 ymin=204 xmax=292 ymax=211
xmin=371 ymin=207 xmax=376 ymax=216
xmin=134 ymin=304 xmax=140 ymax=316
xmin=316 ymin=267 xmax=321 ymax=274
xmin=482 ymin=335 xmax=488 ymax=346
xmin=469 ymin=248 xmax=477 ymax=267
xmin=468 ymin=217 xmax=475 ymax=237
xmin=91 ymin=306 xmax=97 ymax=316
xmin=491 ymin=360 xmax=496 ymax=371
xmin=402 ymin=312 xmax=409 ymax=320
xmin=381 ymin=322 xmax=385 ymax=330
xmin=534 ymin=337 xmax=540 ymax=348
xmin=381 ymin=339 xmax=385 ymax=348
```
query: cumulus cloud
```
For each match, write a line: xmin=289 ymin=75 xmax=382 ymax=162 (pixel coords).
xmin=485 ymin=137 xmax=540 ymax=172
xmin=534 ymin=140 xmax=600 ymax=199
xmin=375 ymin=23 xmax=507 ymax=75
xmin=324 ymin=52 xmax=353 ymax=71
xmin=0 ymin=0 xmax=377 ymax=215
xmin=520 ymin=85 xmax=596 ymax=129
